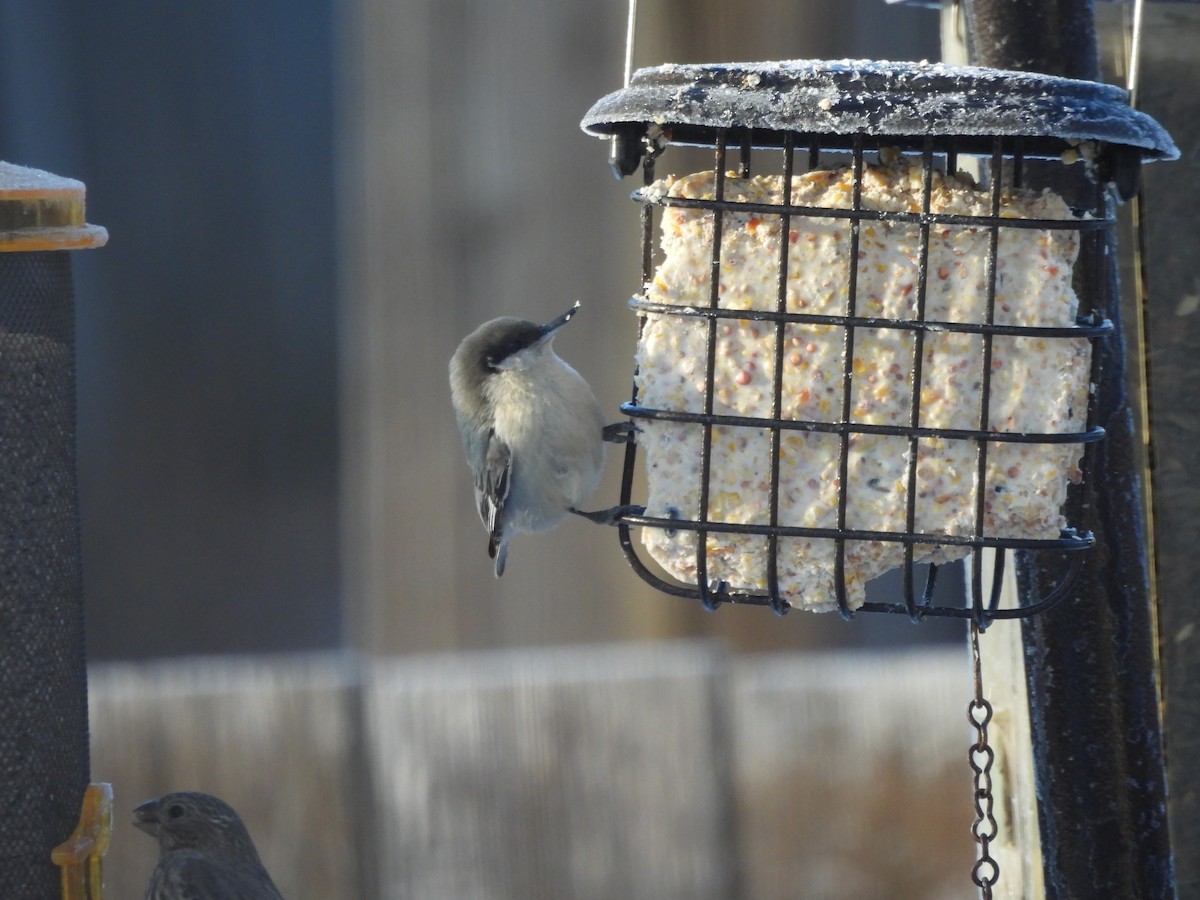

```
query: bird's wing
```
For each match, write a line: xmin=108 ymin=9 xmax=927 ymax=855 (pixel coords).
xmin=475 ymin=429 xmax=512 ymax=554
xmin=456 ymin=412 xmax=513 ymax=574
xmin=146 ymin=853 xmax=284 ymax=900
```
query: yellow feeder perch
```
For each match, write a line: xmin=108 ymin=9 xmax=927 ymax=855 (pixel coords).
xmin=51 ymin=784 xmax=114 ymax=900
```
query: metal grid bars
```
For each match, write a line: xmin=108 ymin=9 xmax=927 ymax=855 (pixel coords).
xmin=614 ymin=130 xmax=1111 ymax=623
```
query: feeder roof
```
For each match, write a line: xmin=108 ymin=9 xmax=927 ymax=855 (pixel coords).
xmin=0 ymin=161 xmax=108 ymax=251
xmin=581 ymin=59 xmax=1178 ymax=161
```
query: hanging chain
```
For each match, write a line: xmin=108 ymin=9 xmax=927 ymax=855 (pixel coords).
xmin=968 ymin=620 xmax=999 ymax=898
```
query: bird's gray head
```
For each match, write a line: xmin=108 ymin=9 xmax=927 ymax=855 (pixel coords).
xmin=456 ymin=302 xmax=579 ymax=376
xmin=450 ymin=303 xmax=582 ymax=420
xmin=133 ymin=792 xmax=261 ymax=860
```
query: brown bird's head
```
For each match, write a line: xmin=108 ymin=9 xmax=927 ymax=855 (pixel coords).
xmin=133 ymin=791 xmax=264 ymax=864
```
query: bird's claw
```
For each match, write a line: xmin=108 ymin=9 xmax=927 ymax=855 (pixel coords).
xmin=701 ymin=580 xmax=731 ymax=613
xmin=569 ymin=504 xmax=645 ymax=526
xmin=602 ymin=421 xmax=640 ymax=444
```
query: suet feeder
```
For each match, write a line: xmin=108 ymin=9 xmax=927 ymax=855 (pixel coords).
xmin=582 ymin=60 xmax=1176 ymax=622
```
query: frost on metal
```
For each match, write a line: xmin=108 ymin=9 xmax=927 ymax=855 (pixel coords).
xmin=582 ymin=59 xmax=1178 ymax=160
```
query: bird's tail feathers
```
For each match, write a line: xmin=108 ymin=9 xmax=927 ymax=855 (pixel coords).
xmin=490 ymin=535 xmax=507 ymax=577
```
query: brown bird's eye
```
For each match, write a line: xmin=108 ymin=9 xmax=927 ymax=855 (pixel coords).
xmin=166 ymin=803 xmax=186 ymax=819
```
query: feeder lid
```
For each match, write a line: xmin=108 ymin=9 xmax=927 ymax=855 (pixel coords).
xmin=0 ymin=161 xmax=108 ymax=252
xmin=582 ymin=59 xmax=1178 ymax=161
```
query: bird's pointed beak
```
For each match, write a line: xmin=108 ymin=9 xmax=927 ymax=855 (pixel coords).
xmin=133 ymin=799 xmax=161 ymax=836
xmin=539 ymin=301 xmax=581 ymax=339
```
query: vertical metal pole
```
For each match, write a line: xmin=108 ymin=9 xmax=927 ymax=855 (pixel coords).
xmin=1101 ymin=5 xmax=1200 ymax=891
xmin=962 ymin=0 xmax=1100 ymax=76
xmin=962 ymin=1 xmax=1174 ymax=896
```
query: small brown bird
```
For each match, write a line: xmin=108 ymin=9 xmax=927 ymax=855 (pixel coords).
xmin=134 ymin=792 xmax=285 ymax=900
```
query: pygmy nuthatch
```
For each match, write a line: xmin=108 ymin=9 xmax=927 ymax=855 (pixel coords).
xmin=450 ymin=302 xmax=609 ymax=576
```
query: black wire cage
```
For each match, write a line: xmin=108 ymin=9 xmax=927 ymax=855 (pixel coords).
xmin=582 ymin=60 xmax=1176 ymax=624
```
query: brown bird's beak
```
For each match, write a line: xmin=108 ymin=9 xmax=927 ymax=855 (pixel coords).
xmin=132 ymin=798 xmax=161 ymax=836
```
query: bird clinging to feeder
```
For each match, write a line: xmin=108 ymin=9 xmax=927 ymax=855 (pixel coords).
xmin=450 ymin=303 xmax=637 ymax=576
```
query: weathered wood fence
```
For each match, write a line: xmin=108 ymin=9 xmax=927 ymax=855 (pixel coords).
xmin=90 ymin=642 xmax=973 ymax=899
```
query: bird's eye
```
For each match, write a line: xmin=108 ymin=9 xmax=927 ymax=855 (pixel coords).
xmin=166 ymin=803 xmax=186 ymax=819
xmin=487 ymin=339 xmax=526 ymax=370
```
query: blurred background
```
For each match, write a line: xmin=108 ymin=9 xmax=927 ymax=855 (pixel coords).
xmin=1 ymin=0 xmax=1194 ymax=897
xmin=0 ymin=0 xmax=950 ymax=664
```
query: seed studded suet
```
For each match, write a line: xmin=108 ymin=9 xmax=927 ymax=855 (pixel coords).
xmin=636 ymin=160 xmax=1089 ymax=611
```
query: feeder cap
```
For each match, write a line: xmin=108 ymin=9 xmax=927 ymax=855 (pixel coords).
xmin=0 ymin=161 xmax=108 ymax=252
xmin=581 ymin=59 xmax=1178 ymax=161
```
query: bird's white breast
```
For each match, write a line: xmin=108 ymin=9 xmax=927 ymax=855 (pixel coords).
xmin=485 ymin=346 xmax=605 ymax=531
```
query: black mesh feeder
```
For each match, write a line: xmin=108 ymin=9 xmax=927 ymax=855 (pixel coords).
xmin=581 ymin=60 xmax=1177 ymax=624
xmin=0 ymin=162 xmax=110 ymax=898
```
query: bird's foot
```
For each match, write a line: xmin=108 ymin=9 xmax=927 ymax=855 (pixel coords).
xmin=602 ymin=421 xmax=639 ymax=444
xmin=701 ymin=580 xmax=731 ymax=613
xmin=569 ymin=504 xmax=645 ymax=525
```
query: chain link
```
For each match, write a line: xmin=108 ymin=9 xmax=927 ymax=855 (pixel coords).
xmin=968 ymin=620 xmax=999 ymax=897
